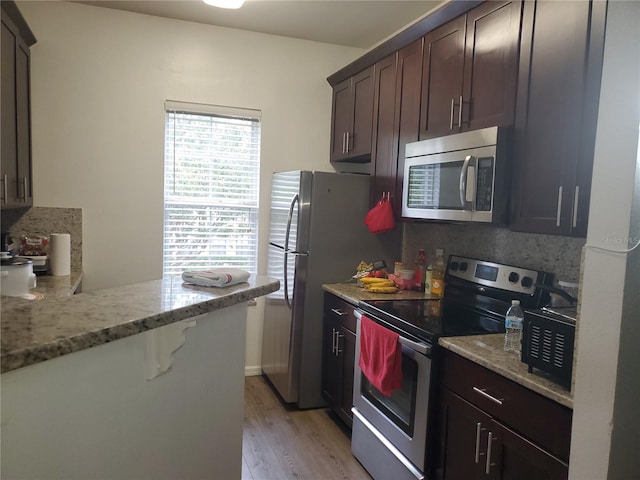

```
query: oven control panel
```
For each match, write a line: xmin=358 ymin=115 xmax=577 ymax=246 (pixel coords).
xmin=446 ymin=255 xmax=542 ymax=295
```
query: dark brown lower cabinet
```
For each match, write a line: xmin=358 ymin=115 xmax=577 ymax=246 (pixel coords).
xmin=321 ymin=293 xmax=357 ymax=428
xmin=435 ymin=350 xmax=571 ymax=480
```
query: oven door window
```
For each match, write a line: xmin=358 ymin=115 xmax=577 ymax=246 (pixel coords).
xmin=361 ymin=345 xmax=418 ymax=436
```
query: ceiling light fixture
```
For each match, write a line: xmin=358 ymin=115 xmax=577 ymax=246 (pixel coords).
xmin=202 ymin=0 xmax=245 ymax=9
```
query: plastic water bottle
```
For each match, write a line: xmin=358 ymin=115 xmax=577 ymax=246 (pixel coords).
xmin=504 ymin=300 xmax=524 ymax=354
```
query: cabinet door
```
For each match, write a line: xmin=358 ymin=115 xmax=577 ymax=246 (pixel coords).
xmin=1 ymin=20 xmax=19 ymax=206
xmin=330 ymin=78 xmax=353 ymax=162
xmin=370 ymin=53 xmax=398 ymax=208
xmin=510 ymin=0 xmax=593 ymax=235
xmin=440 ymin=390 xmax=490 ymax=480
xmin=15 ymin=39 xmax=31 ymax=205
xmin=394 ymin=39 xmax=424 ymax=217
xmin=463 ymin=1 xmax=521 ymax=131
xmin=489 ymin=421 xmax=568 ymax=480
xmin=349 ymin=66 xmax=374 ymax=158
xmin=321 ymin=316 xmax=342 ymax=408
xmin=420 ymin=15 xmax=465 ymax=140
xmin=338 ymin=325 xmax=356 ymax=428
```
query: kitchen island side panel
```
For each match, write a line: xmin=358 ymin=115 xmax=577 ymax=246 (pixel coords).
xmin=0 ymin=304 xmax=247 ymax=480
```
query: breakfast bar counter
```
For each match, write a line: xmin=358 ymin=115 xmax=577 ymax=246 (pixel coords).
xmin=1 ymin=275 xmax=278 ymax=480
xmin=1 ymin=274 xmax=278 ymax=373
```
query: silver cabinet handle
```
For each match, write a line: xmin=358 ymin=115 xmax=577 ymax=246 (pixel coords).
xmin=474 ymin=422 xmax=482 ymax=463
xmin=556 ymin=186 xmax=563 ymax=227
xmin=336 ymin=332 xmax=344 ymax=355
xmin=458 ymin=95 xmax=463 ymax=128
xmin=473 ymin=387 xmax=503 ymax=405
xmin=572 ymin=185 xmax=580 ymax=228
xmin=331 ymin=328 xmax=337 ymax=355
xmin=20 ymin=177 xmax=28 ymax=201
xmin=1 ymin=174 xmax=7 ymax=203
xmin=486 ymin=431 xmax=494 ymax=474
xmin=450 ymin=98 xmax=455 ymax=130
xmin=331 ymin=308 xmax=347 ymax=316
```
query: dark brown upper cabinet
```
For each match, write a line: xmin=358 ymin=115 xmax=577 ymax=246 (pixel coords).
xmin=420 ymin=1 xmax=522 ymax=140
xmin=1 ymin=1 xmax=35 ymax=209
xmin=370 ymin=53 xmax=398 ymax=208
xmin=370 ymin=39 xmax=424 ymax=217
xmin=329 ymin=66 xmax=374 ymax=162
xmin=510 ymin=0 xmax=606 ymax=236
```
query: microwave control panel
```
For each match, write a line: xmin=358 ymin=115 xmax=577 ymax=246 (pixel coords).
xmin=475 ymin=156 xmax=495 ymax=212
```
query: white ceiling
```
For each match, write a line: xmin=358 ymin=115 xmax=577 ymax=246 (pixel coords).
xmin=73 ymin=0 xmax=446 ymax=49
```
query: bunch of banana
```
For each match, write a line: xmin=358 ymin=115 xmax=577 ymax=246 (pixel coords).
xmin=360 ymin=277 xmax=399 ymax=293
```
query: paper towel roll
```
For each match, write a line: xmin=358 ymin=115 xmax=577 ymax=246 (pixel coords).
xmin=49 ymin=233 xmax=71 ymax=276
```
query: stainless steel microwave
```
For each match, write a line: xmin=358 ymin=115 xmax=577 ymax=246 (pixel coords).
xmin=402 ymin=126 xmax=510 ymax=223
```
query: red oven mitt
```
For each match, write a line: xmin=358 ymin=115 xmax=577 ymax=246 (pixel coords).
xmin=359 ymin=315 xmax=403 ymax=396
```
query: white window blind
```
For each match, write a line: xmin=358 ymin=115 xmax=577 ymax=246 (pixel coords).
xmin=163 ymin=102 xmax=261 ymax=276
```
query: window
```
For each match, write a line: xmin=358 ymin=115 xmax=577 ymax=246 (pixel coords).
xmin=163 ymin=101 xmax=261 ymax=276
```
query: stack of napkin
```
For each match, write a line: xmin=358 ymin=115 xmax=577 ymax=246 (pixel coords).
xmin=182 ymin=268 xmax=250 ymax=288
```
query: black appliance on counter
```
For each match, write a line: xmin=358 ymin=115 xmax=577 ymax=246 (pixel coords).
xmin=522 ymin=307 xmax=577 ymax=390
xmin=352 ymin=255 xmax=554 ymax=480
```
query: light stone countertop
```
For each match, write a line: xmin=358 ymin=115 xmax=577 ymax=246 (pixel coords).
xmin=439 ymin=334 xmax=573 ymax=408
xmin=323 ymin=283 xmax=573 ymax=408
xmin=32 ymin=270 xmax=84 ymax=297
xmin=322 ymin=282 xmax=437 ymax=305
xmin=1 ymin=275 xmax=279 ymax=374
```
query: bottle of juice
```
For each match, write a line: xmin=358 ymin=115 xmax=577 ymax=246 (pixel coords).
xmin=430 ymin=248 xmax=445 ymax=298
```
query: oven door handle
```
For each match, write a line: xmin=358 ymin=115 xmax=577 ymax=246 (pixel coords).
xmin=354 ymin=310 xmax=431 ymax=356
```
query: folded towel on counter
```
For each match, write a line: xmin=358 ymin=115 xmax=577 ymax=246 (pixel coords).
xmin=182 ymin=268 xmax=250 ymax=288
xmin=358 ymin=314 xmax=403 ymax=397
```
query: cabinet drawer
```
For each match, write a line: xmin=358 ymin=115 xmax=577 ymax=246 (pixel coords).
xmin=441 ymin=349 xmax=572 ymax=461
xmin=324 ymin=293 xmax=357 ymax=333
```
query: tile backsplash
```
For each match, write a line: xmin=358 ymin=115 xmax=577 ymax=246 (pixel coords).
xmin=403 ymin=222 xmax=585 ymax=283
xmin=1 ymin=207 xmax=82 ymax=272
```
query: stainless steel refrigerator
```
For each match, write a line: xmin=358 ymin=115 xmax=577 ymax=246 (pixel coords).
xmin=261 ymin=171 xmax=398 ymax=409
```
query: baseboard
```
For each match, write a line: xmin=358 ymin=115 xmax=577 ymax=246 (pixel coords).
xmin=244 ymin=365 xmax=262 ymax=376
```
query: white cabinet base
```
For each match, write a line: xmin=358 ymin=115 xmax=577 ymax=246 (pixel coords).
xmin=1 ymin=303 xmax=247 ymax=480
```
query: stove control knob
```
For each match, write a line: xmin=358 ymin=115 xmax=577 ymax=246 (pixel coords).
xmin=508 ymin=272 xmax=520 ymax=283
xmin=521 ymin=276 xmax=534 ymax=289
xmin=450 ymin=261 xmax=459 ymax=271
xmin=459 ymin=262 xmax=468 ymax=272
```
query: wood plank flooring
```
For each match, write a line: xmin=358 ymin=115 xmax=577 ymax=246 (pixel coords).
xmin=242 ymin=375 xmax=371 ymax=480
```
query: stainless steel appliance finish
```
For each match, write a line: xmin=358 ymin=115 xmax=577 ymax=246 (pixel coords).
xmin=352 ymin=255 xmax=554 ymax=480
xmin=352 ymin=310 xmax=431 ymax=480
xmin=402 ymin=126 xmax=510 ymax=223
xmin=261 ymin=171 xmax=396 ymax=409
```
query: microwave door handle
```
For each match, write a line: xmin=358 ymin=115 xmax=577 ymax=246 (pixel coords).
xmin=460 ymin=155 xmax=474 ymax=211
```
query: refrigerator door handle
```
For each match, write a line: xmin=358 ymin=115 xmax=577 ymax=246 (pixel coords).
xmin=284 ymin=194 xmax=299 ymax=310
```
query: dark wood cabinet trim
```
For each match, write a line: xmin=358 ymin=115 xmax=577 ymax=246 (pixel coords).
xmin=0 ymin=1 xmax=36 ymax=47
xmin=327 ymin=1 xmax=483 ymax=86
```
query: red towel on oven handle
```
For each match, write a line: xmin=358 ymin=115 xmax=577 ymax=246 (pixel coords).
xmin=358 ymin=314 xmax=403 ymax=397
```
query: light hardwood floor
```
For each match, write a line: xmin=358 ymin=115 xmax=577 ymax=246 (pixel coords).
xmin=242 ymin=375 xmax=371 ymax=480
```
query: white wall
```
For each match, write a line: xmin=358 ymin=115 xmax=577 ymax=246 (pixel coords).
xmin=19 ymin=1 xmax=363 ymax=373
xmin=569 ymin=1 xmax=640 ymax=478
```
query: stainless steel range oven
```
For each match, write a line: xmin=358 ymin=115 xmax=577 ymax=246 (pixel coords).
xmin=352 ymin=309 xmax=432 ymax=480
xmin=351 ymin=255 xmax=553 ymax=480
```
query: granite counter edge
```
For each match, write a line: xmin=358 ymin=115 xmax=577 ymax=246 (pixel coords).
xmin=1 ymin=281 xmax=278 ymax=374
xmin=438 ymin=336 xmax=573 ymax=409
